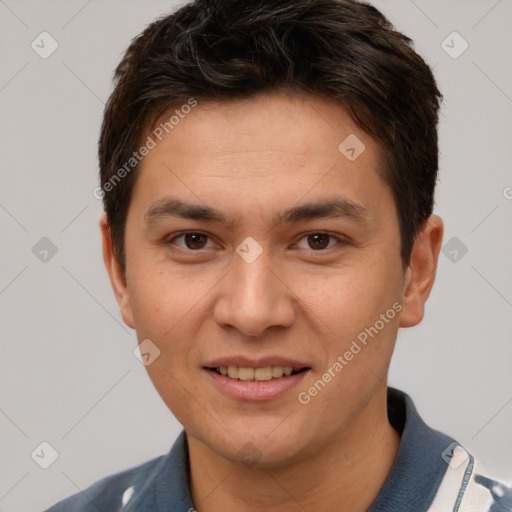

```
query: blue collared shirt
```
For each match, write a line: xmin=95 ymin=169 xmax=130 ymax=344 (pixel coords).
xmin=45 ymin=388 xmax=512 ymax=511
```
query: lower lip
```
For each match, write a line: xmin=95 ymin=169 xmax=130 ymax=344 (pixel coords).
xmin=204 ymin=369 xmax=309 ymax=401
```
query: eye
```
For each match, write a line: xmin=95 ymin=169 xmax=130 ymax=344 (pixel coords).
xmin=165 ymin=231 xmax=344 ymax=252
xmin=295 ymin=233 xmax=342 ymax=251
xmin=166 ymin=232 xmax=217 ymax=250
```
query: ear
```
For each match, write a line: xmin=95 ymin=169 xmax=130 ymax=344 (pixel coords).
xmin=99 ymin=214 xmax=135 ymax=329
xmin=399 ymin=215 xmax=444 ymax=328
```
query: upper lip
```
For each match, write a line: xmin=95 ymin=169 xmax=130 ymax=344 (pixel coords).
xmin=204 ymin=356 xmax=310 ymax=370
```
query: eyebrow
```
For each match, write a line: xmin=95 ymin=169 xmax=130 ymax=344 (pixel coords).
xmin=144 ymin=196 xmax=369 ymax=228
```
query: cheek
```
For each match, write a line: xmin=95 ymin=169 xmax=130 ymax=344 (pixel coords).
xmin=295 ymin=261 xmax=402 ymax=390
xmin=300 ymin=271 xmax=400 ymax=421
xmin=128 ymin=267 xmax=206 ymax=337
xmin=298 ymin=265 xmax=398 ymax=336
xmin=127 ymin=266 xmax=217 ymax=399
xmin=127 ymin=270 xmax=210 ymax=423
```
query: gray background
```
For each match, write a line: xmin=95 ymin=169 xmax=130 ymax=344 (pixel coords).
xmin=0 ymin=0 xmax=511 ymax=510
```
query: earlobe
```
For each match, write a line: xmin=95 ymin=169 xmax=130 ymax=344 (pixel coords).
xmin=99 ymin=214 xmax=136 ymax=329
xmin=399 ymin=215 xmax=444 ymax=328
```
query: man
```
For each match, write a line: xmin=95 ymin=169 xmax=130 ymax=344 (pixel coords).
xmin=47 ymin=0 xmax=511 ymax=510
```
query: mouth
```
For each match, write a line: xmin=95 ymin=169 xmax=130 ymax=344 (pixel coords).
xmin=203 ymin=362 xmax=311 ymax=401
xmin=205 ymin=365 xmax=310 ymax=381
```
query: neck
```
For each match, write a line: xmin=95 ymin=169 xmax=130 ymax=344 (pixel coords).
xmin=188 ymin=386 xmax=400 ymax=511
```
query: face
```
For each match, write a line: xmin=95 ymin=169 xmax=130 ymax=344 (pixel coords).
xmin=103 ymin=91 xmax=435 ymax=468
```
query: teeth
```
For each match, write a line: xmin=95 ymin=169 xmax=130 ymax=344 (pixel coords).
xmin=254 ymin=367 xmax=272 ymax=381
xmin=272 ymin=366 xmax=284 ymax=377
xmin=216 ymin=365 xmax=300 ymax=381
xmin=238 ymin=367 xmax=254 ymax=381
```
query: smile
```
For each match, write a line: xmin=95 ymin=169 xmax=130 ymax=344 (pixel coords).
xmin=209 ymin=365 xmax=307 ymax=381
xmin=204 ymin=364 xmax=311 ymax=401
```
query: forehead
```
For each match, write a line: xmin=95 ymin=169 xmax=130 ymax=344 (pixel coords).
xmin=131 ymin=91 xmax=392 ymax=224
xmin=146 ymin=91 xmax=375 ymax=162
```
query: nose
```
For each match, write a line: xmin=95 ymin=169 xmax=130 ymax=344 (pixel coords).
xmin=212 ymin=251 xmax=296 ymax=337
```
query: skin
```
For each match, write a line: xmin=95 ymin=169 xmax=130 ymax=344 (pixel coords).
xmin=101 ymin=91 xmax=443 ymax=511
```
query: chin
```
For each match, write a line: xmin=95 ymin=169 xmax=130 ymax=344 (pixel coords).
xmin=200 ymin=418 xmax=315 ymax=469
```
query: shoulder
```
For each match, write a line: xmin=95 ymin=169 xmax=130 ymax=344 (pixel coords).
xmin=429 ymin=444 xmax=512 ymax=512
xmin=381 ymin=389 xmax=512 ymax=511
xmin=44 ymin=455 xmax=165 ymax=512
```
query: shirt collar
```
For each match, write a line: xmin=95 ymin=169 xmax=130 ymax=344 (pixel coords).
xmin=368 ymin=387 xmax=453 ymax=511
xmin=152 ymin=387 xmax=453 ymax=511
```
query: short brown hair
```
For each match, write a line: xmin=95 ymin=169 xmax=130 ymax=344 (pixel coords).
xmin=98 ymin=0 xmax=442 ymax=272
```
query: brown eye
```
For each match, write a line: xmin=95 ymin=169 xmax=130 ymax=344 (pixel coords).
xmin=184 ymin=233 xmax=208 ymax=249
xmin=295 ymin=233 xmax=342 ymax=252
xmin=307 ymin=233 xmax=331 ymax=250
xmin=167 ymin=232 xmax=213 ymax=250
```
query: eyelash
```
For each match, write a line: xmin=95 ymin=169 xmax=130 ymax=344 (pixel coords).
xmin=165 ymin=231 xmax=345 ymax=252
